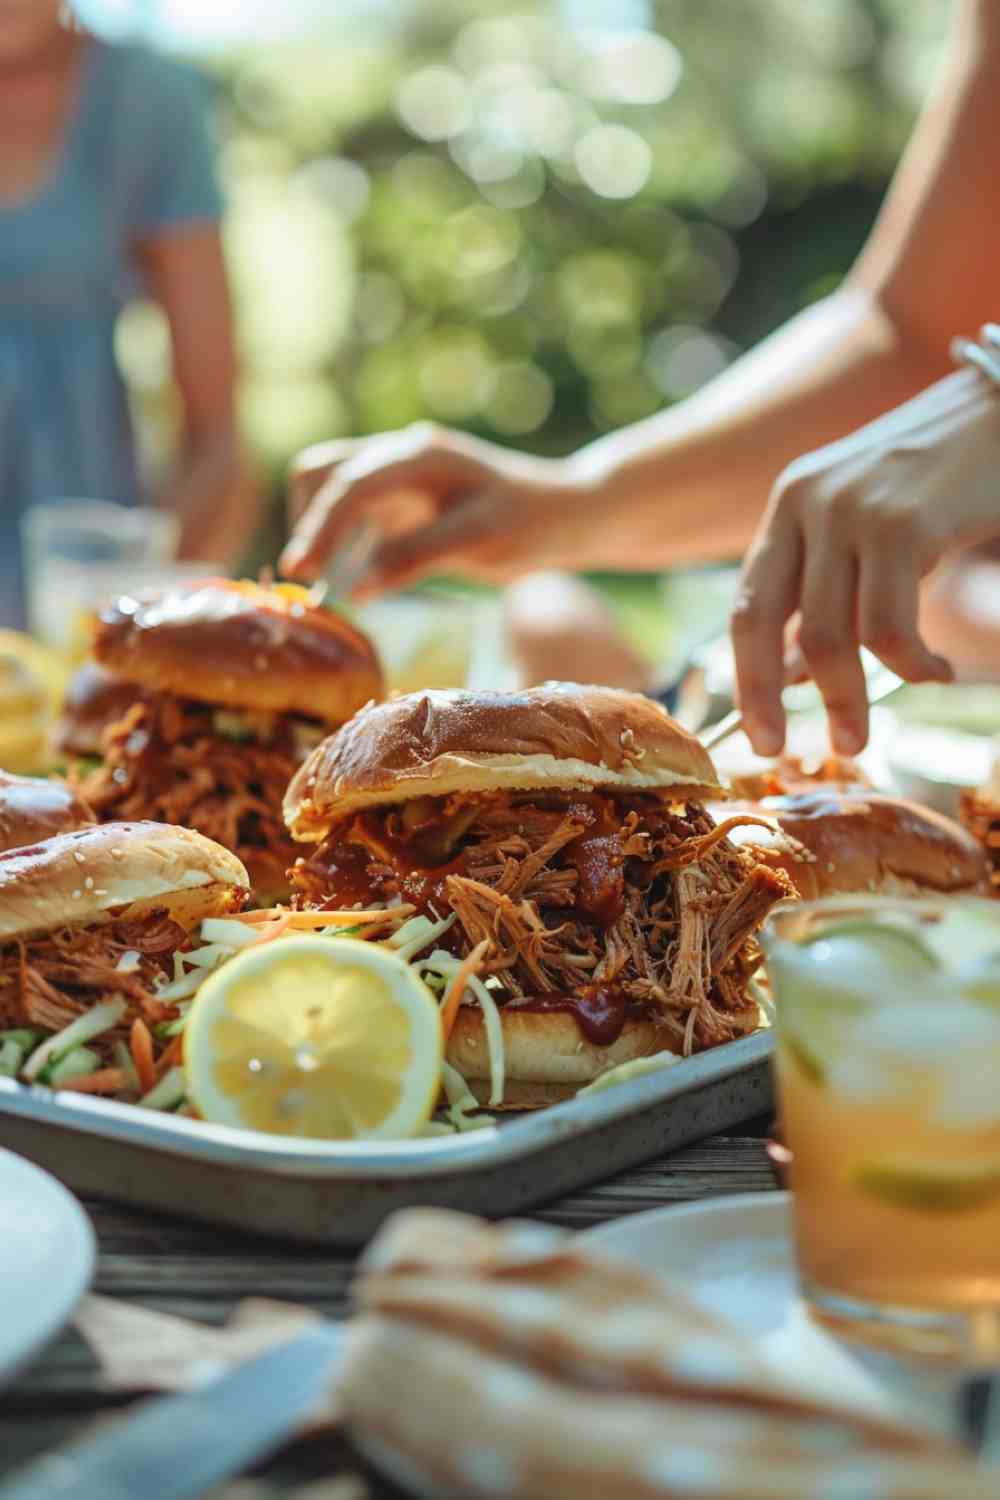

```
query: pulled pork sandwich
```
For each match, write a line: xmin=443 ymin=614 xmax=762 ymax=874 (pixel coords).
xmin=53 ymin=661 xmax=140 ymax=765
xmin=0 ymin=821 xmax=248 ymax=1095
xmin=717 ymin=790 xmax=991 ymax=901
xmin=284 ymin=685 xmax=791 ymax=1107
xmin=81 ymin=579 xmax=383 ymax=903
xmin=0 ymin=769 xmax=95 ymax=853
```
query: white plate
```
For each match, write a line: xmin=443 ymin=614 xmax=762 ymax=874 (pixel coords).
xmin=582 ymin=1192 xmax=959 ymax=1434
xmin=0 ymin=1147 xmax=96 ymax=1385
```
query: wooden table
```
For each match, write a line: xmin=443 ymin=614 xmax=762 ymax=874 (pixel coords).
xmin=2 ymin=1129 xmax=777 ymax=1498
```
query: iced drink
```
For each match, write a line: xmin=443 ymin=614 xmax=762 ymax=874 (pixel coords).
xmin=764 ymin=898 xmax=1000 ymax=1358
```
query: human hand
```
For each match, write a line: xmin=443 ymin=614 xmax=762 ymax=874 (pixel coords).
xmin=280 ymin=422 xmax=586 ymax=596
xmin=731 ymin=366 xmax=1000 ymax=756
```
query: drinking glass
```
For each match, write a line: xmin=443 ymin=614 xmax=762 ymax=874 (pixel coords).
xmin=20 ymin=500 xmax=212 ymax=655
xmin=763 ymin=896 xmax=1000 ymax=1360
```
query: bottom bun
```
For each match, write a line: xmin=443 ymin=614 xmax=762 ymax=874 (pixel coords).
xmin=446 ymin=1005 xmax=676 ymax=1110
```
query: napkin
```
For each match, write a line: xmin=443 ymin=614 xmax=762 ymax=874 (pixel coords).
xmin=78 ymin=1210 xmax=994 ymax=1499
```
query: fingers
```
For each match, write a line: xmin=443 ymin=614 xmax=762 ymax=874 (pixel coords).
xmin=857 ymin=548 xmax=953 ymax=686
xmin=797 ymin=535 xmax=867 ymax=755
xmin=287 ymin=438 xmax=364 ymax=525
xmin=281 ymin=431 xmax=482 ymax=582
xmin=730 ymin=506 xmax=802 ymax=757
xmin=348 ymin=493 xmax=503 ymax=599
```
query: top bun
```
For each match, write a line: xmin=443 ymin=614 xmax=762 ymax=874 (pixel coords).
xmin=52 ymin=662 xmax=141 ymax=759
xmin=93 ymin=579 xmax=383 ymax=725
xmin=0 ymin=821 xmax=249 ymax=942
xmin=0 ymin=771 xmax=95 ymax=854
xmin=715 ymin=790 xmax=990 ymax=900
xmin=285 ymin=683 xmax=723 ymax=840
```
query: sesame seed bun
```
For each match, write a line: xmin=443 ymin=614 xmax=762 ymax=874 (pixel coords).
xmin=93 ymin=579 xmax=383 ymax=725
xmin=52 ymin=662 xmax=141 ymax=760
xmin=714 ymin=790 xmax=991 ymax=901
xmin=446 ymin=1006 xmax=679 ymax=1108
xmin=0 ymin=821 xmax=249 ymax=942
xmin=285 ymin=684 xmax=723 ymax=840
xmin=0 ymin=771 xmax=95 ymax=854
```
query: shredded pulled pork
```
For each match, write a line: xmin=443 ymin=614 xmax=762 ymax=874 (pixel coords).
xmin=0 ymin=911 xmax=186 ymax=1039
xmin=961 ymin=789 xmax=1000 ymax=894
xmin=292 ymin=791 xmax=791 ymax=1055
xmin=80 ymin=696 xmax=311 ymax=893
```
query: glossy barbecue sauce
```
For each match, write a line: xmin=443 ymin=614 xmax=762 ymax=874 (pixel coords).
xmin=508 ymin=987 xmax=644 ymax=1045
xmin=309 ymin=796 xmax=642 ymax=1039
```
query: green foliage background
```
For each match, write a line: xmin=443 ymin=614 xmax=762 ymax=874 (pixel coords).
xmin=122 ymin=0 xmax=951 ymax=575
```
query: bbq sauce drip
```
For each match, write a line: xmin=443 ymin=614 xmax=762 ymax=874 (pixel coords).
xmin=510 ymin=987 xmax=642 ymax=1046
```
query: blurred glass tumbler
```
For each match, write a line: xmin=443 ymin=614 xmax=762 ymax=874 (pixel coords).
xmin=763 ymin=896 xmax=1000 ymax=1361
xmin=22 ymin=500 xmax=183 ymax=652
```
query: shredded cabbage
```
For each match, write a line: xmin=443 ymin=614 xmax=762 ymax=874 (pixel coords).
xmin=47 ymin=1046 xmax=101 ymax=1087
xmin=418 ymin=952 xmax=506 ymax=1108
xmin=139 ymin=1067 xmax=187 ymax=1112
xmin=0 ymin=1039 xmax=23 ymax=1078
xmin=181 ymin=942 xmax=239 ymax=971
xmin=440 ymin=1060 xmax=496 ymax=1132
xmin=155 ymin=968 xmax=208 ymax=1003
xmin=199 ymin=918 xmax=263 ymax=949
xmin=387 ymin=912 xmax=457 ymax=962
xmin=22 ymin=997 xmax=127 ymax=1083
xmin=112 ymin=1040 xmax=140 ymax=1091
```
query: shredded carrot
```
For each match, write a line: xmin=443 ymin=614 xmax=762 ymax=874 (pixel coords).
xmin=130 ymin=1018 xmax=156 ymax=1094
xmin=247 ymin=914 xmax=294 ymax=946
xmin=58 ymin=1068 xmax=128 ymax=1095
xmin=156 ymin=1035 xmax=184 ymax=1076
xmin=440 ymin=939 xmax=490 ymax=1042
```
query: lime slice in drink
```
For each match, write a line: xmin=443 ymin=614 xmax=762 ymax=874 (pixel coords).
xmin=854 ymin=1159 xmax=1000 ymax=1213
xmin=771 ymin=922 xmax=937 ymax=1086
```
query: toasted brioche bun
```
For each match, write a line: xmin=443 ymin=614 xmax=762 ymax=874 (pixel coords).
xmin=0 ymin=821 xmax=248 ymax=942
xmin=0 ymin=771 xmax=95 ymax=854
xmin=52 ymin=662 xmax=141 ymax=759
xmin=93 ymin=579 xmax=383 ymax=725
xmin=285 ymin=684 xmax=723 ymax=840
xmin=446 ymin=1006 xmax=680 ymax=1109
xmin=714 ymin=791 xmax=991 ymax=900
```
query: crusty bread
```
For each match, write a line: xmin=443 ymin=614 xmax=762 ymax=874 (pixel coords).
xmin=0 ymin=771 xmax=95 ymax=854
xmin=93 ymin=578 xmax=383 ymax=725
xmin=52 ymin=662 xmax=141 ymax=759
xmin=285 ymin=684 xmax=723 ymax=840
xmin=0 ymin=821 xmax=248 ymax=941
xmin=446 ymin=1005 xmax=679 ymax=1108
xmin=715 ymin=790 xmax=990 ymax=900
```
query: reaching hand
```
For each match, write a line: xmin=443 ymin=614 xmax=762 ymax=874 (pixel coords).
xmin=731 ymin=365 xmax=1000 ymax=756
xmin=280 ymin=423 xmax=586 ymax=596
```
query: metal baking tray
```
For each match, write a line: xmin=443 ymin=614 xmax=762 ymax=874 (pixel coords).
xmin=0 ymin=1032 xmax=773 ymax=1245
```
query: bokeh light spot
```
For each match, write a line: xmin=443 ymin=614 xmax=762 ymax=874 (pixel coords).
xmin=574 ymin=125 xmax=652 ymax=199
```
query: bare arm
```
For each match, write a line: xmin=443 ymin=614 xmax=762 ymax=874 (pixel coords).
xmin=283 ymin=0 xmax=1000 ymax=589
xmin=136 ymin=225 xmax=260 ymax=568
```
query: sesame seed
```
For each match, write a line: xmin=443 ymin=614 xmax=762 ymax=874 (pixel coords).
xmin=72 ymin=890 xmax=81 ymax=900
xmin=73 ymin=851 xmax=86 ymax=865
xmin=94 ymin=889 xmax=108 ymax=897
xmin=84 ymin=877 xmax=94 ymax=890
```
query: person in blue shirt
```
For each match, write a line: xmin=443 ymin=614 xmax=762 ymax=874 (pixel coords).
xmin=0 ymin=0 xmax=258 ymax=627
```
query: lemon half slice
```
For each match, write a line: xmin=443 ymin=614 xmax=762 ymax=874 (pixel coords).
xmin=184 ymin=936 xmax=443 ymax=1140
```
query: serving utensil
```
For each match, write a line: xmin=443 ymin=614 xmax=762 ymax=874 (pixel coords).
xmin=0 ymin=1323 xmax=346 ymax=1500
xmin=698 ymin=656 xmax=904 ymax=752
